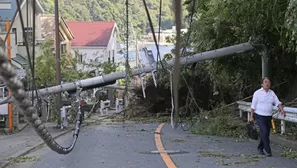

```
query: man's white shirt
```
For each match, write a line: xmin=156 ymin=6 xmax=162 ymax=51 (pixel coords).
xmin=251 ymin=88 xmax=281 ymax=116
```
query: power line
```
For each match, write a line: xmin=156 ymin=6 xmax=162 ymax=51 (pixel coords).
xmin=15 ymin=0 xmax=38 ymax=107
xmin=32 ymin=0 xmax=38 ymax=106
xmin=142 ymin=0 xmax=165 ymax=71
xmin=157 ymin=0 xmax=162 ymax=70
xmin=178 ymin=0 xmax=198 ymax=131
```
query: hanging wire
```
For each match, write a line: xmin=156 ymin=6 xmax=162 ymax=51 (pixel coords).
xmin=157 ymin=0 xmax=163 ymax=71
xmin=32 ymin=0 xmax=36 ymax=105
xmin=142 ymin=0 xmax=165 ymax=70
xmin=158 ymin=0 xmax=162 ymax=46
xmin=0 ymin=45 xmax=84 ymax=154
xmin=0 ymin=0 xmax=84 ymax=155
xmin=178 ymin=0 xmax=199 ymax=131
xmin=15 ymin=0 xmax=39 ymax=108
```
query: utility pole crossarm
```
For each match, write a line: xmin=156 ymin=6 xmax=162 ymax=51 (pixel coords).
xmin=0 ymin=42 xmax=255 ymax=105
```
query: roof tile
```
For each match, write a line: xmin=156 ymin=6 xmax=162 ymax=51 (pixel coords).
xmin=66 ymin=21 xmax=115 ymax=47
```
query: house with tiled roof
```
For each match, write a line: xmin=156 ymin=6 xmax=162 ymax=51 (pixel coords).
xmin=40 ymin=14 xmax=74 ymax=55
xmin=66 ymin=21 xmax=118 ymax=72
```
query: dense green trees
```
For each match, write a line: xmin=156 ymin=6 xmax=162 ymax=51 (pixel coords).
xmin=39 ymin=0 xmax=181 ymax=35
xmin=183 ymin=0 xmax=297 ymax=106
xmin=134 ymin=0 xmax=297 ymax=113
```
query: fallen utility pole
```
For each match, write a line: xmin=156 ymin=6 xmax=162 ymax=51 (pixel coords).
xmin=0 ymin=42 xmax=255 ymax=105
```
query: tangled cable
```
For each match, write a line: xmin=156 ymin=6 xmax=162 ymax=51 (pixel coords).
xmin=0 ymin=48 xmax=83 ymax=154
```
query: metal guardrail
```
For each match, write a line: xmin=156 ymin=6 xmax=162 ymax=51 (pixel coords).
xmin=100 ymin=100 xmax=111 ymax=116
xmin=237 ymin=101 xmax=297 ymax=134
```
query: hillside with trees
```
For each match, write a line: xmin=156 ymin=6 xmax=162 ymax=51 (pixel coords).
xmin=39 ymin=0 xmax=188 ymax=35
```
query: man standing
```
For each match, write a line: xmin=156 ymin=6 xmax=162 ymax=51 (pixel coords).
xmin=250 ymin=77 xmax=286 ymax=156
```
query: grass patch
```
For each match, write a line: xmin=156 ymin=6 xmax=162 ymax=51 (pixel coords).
xmin=199 ymin=151 xmax=264 ymax=166
xmin=280 ymin=148 xmax=297 ymax=160
xmin=199 ymin=151 xmax=231 ymax=158
xmin=84 ymin=119 xmax=102 ymax=126
xmin=8 ymin=156 xmax=41 ymax=163
xmin=191 ymin=106 xmax=247 ymax=138
xmin=170 ymin=138 xmax=185 ymax=143
xmin=216 ymin=159 xmax=259 ymax=166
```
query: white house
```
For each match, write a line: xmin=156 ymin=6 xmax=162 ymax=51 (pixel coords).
xmin=66 ymin=21 xmax=118 ymax=72
xmin=0 ymin=0 xmax=44 ymax=76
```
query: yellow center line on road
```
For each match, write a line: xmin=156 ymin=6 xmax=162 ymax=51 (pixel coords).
xmin=154 ymin=123 xmax=177 ymax=168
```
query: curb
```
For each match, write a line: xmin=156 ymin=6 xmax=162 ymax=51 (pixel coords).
xmin=270 ymin=134 xmax=297 ymax=151
xmin=0 ymin=123 xmax=87 ymax=168
xmin=17 ymin=123 xmax=29 ymax=132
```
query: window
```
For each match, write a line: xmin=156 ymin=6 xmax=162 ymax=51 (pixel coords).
xmin=109 ymin=50 xmax=111 ymax=57
xmin=112 ymin=56 xmax=114 ymax=63
xmin=61 ymin=44 xmax=66 ymax=54
xmin=108 ymin=57 xmax=110 ymax=63
xmin=24 ymin=27 xmax=33 ymax=43
xmin=78 ymin=54 xmax=83 ymax=63
xmin=12 ymin=28 xmax=17 ymax=45
xmin=0 ymin=0 xmax=11 ymax=10
xmin=0 ymin=22 xmax=6 ymax=33
xmin=0 ymin=87 xmax=4 ymax=98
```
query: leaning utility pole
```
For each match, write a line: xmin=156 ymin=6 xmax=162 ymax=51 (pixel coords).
xmin=1 ymin=42 xmax=255 ymax=105
xmin=54 ymin=0 xmax=62 ymax=121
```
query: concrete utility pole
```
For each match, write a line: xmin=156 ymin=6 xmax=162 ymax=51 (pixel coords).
xmin=0 ymin=42 xmax=255 ymax=105
xmin=54 ymin=0 xmax=62 ymax=121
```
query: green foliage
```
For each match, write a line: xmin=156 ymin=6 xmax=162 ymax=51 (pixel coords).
xmin=281 ymin=148 xmax=297 ymax=160
xmin=84 ymin=60 xmax=118 ymax=75
xmin=191 ymin=106 xmax=247 ymax=138
xmin=39 ymin=0 xmax=188 ymax=35
xmin=34 ymin=40 xmax=87 ymax=87
xmin=185 ymin=0 xmax=297 ymax=105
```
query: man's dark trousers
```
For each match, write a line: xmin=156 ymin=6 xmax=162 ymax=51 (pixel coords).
xmin=255 ymin=113 xmax=272 ymax=154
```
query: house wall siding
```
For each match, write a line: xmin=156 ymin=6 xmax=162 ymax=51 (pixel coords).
xmin=13 ymin=3 xmax=42 ymax=44
xmin=70 ymin=24 xmax=118 ymax=73
xmin=71 ymin=47 xmax=107 ymax=72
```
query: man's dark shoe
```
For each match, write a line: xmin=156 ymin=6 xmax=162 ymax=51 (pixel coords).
xmin=263 ymin=149 xmax=272 ymax=157
xmin=258 ymin=149 xmax=264 ymax=155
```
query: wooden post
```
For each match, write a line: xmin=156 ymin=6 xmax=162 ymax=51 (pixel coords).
xmin=55 ymin=0 xmax=62 ymax=125
xmin=6 ymin=21 xmax=13 ymax=133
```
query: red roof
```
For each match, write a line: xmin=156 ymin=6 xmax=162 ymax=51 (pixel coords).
xmin=66 ymin=21 xmax=115 ymax=47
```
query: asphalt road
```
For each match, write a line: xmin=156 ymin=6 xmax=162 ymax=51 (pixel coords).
xmin=6 ymin=123 xmax=297 ymax=168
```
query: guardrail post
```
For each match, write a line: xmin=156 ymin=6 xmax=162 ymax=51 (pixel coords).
xmin=115 ymin=98 xmax=123 ymax=113
xmin=100 ymin=100 xmax=105 ymax=116
xmin=281 ymin=120 xmax=286 ymax=134
xmin=104 ymin=100 xmax=110 ymax=114
xmin=100 ymin=100 xmax=111 ymax=116
xmin=60 ymin=105 xmax=71 ymax=129
xmin=247 ymin=111 xmax=250 ymax=121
